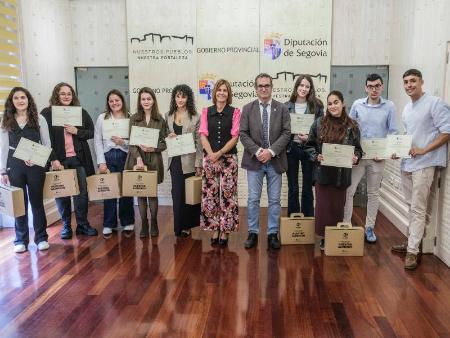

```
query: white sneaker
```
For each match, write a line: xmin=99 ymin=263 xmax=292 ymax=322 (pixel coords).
xmin=14 ymin=244 xmax=27 ymax=253
xmin=123 ymin=224 xmax=135 ymax=231
xmin=103 ymin=227 xmax=113 ymax=235
xmin=37 ymin=241 xmax=49 ymax=251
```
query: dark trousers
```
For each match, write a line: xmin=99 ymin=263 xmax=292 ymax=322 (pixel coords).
xmin=287 ymin=143 xmax=314 ymax=217
xmin=169 ymin=157 xmax=200 ymax=235
xmin=103 ymin=149 xmax=134 ymax=228
xmin=8 ymin=159 xmax=48 ymax=245
xmin=55 ymin=156 xmax=90 ymax=227
xmin=315 ymin=183 xmax=346 ymax=237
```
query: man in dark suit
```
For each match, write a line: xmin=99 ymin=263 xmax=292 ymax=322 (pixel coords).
xmin=240 ymin=73 xmax=291 ymax=249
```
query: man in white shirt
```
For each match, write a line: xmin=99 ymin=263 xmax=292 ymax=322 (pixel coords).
xmin=391 ymin=69 xmax=450 ymax=269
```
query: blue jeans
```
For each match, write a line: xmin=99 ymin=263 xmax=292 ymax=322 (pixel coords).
xmin=287 ymin=143 xmax=314 ymax=216
xmin=103 ymin=149 xmax=134 ymax=228
xmin=246 ymin=162 xmax=282 ymax=235
xmin=56 ymin=156 xmax=90 ymax=227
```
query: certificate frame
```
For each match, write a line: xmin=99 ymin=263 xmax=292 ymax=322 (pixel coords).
xmin=12 ymin=138 xmax=52 ymax=167
xmin=165 ymin=133 xmax=196 ymax=157
xmin=361 ymin=138 xmax=387 ymax=160
xmin=103 ymin=118 xmax=130 ymax=139
xmin=290 ymin=113 xmax=315 ymax=134
xmin=51 ymin=106 xmax=82 ymax=127
xmin=321 ymin=143 xmax=355 ymax=169
xmin=385 ymin=134 xmax=412 ymax=159
xmin=129 ymin=126 xmax=159 ymax=148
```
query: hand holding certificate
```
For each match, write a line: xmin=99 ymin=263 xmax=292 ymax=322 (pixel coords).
xmin=103 ymin=119 xmax=130 ymax=139
xmin=386 ymin=135 xmax=412 ymax=158
xmin=13 ymin=138 xmax=52 ymax=167
xmin=166 ymin=133 xmax=196 ymax=157
xmin=290 ymin=113 xmax=315 ymax=135
xmin=361 ymin=138 xmax=387 ymax=159
xmin=129 ymin=126 xmax=159 ymax=148
xmin=321 ymin=143 xmax=355 ymax=168
xmin=52 ymin=106 xmax=82 ymax=127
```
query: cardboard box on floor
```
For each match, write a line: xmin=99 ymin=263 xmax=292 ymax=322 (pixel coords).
xmin=0 ymin=185 xmax=25 ymax=217
xmin=280 ymin=213 xmax=315 ymax=244
xmin=122 ymin=170 xmax=157 ymax=197
xmin=325 ymin=222 xmax=364 ymax=256
xmin=87 ymin=172 xmax=121 ymax=201
xmin=43 ymin=169 xmax=79 ymax=199
xmin=185 ymin=176 xmax=202 ymax=205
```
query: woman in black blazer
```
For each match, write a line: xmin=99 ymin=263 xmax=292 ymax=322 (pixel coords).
xmin=41 ymin=82 xmax=97 ymax=239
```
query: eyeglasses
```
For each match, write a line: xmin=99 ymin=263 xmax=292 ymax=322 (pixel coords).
xmin=366 ymin=84 xmax=382 ymax=91
xmin=257 ymin=84 xmax=272 ymax=89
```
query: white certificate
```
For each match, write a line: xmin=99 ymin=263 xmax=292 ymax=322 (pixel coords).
xmin=129 ymin=126 xmax=159 ymax=147
xmin=290 ymin=113 xmax=315 ymax=134
xmin=361 ymin=138 xmax=387 ymax=159
xmin=103 ymin=119 xmax=130 ymax=139
xmin=52 ymin=106 xmax=82 ymax=126
xmin=321 ymin=143 xmax=355 ymax=169
xmin=386 ymin=134 xmax=412 ymax=158
xmin=165 ymin=133 xmax=196 ymax=157
xmin=13 ymin=138 xmax=52 ymax=167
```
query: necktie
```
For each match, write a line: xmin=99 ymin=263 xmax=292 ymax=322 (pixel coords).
xmin=261 ymin=103 xmax=269 ymax=148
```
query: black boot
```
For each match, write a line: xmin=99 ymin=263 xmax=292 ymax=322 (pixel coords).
xmin=60 ymin=224 xmax=73 ymax=240
xmin=150 ymin=218 xmax=159 ymax=237
xmin=76 ymin=224 xmax=98 ymax=236
xmin=140 ymin=218 xmax=149 ymax=238
xmin=244 ymin=233 xmax=258 ymax=249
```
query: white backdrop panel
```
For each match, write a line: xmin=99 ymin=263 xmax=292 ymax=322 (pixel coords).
xmin=126 ymin=0 xmax=332 ymax=206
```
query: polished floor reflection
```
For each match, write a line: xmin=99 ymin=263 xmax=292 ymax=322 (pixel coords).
xmin=1 ymin=205 xmax=450 ymax=337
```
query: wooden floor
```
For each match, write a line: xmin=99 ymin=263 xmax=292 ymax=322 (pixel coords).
xmin=1 ymin=205 xmax=450 ymax=338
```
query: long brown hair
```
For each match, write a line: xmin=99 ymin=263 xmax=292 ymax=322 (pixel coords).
xmin=49 ymin=82 xmax=81 ymax=106
xmin=289 ymin=74 xmax=323 ymax=116
xmin=320 ymin=90 xmax=357 ymax=143
xmin=104 ymin=89 xmax=129 ymax=119
xmin=1 ymin=87 xmax=39 ymax=131
xmin=135 ymin=87 xmax=161 ymax=122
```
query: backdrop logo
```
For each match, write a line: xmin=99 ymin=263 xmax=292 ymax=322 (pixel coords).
xmin=264 ymin=33 xmax=282 ymax=60
xmin=199 ymin=74 xmax=217 ymax=101
xmin=130 ymin=32 xmax=194 ymax=44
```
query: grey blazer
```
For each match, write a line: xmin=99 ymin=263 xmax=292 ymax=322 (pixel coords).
xmin=239 ymin=99 xmax=291 ymax=174
xmin=165 ymin=112 xmax=203 ymax=174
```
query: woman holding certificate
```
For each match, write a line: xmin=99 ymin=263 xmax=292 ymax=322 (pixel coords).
xmin=285 ymin=75 xmax=324 ymax=217
xmin=41 ymin=82 xmax=98 ymax=239
xmin=306 ymin=90 xmax=363 ymax=250
xmin=94 ymin=89 xmax=134 ymax=236
xmin=0 ymin=87 xmax=55 ymax=253
xmin=166 ymin=84 xmax=202 ymax=238
xmin=124 ymin=87 xmax=167 ymax=238
xmin=199 ymin=79 xmax=240 ymax=246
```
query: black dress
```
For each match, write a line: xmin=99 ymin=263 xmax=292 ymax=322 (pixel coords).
xmin=169 ymin=122 xmax=200 ymax=235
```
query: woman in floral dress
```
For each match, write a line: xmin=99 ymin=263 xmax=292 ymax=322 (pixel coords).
xmin=199 ymin=79 xmax=241 ymax=246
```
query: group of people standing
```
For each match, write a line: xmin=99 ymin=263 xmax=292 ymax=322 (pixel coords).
xmin=0 ymin=80 xmax=241 ymax=252
xmin=1 ymin=69 xmax=449 ymax=270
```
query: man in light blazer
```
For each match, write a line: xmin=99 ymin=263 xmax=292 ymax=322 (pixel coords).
xmin=240 ymin=73 xmax=291 ymax=250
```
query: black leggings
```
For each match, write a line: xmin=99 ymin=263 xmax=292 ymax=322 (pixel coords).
xmin=8 ymin=158 xmax=48 ymax=245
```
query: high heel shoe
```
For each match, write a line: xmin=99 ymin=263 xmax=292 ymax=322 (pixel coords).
xmin=219 ymin=232 xmax=229 ymax=247
xmin=211 ymin=230 xmax=220 ymax=245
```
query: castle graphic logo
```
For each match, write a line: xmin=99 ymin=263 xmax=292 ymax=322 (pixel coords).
xmin=264 ymin=33 xmax=282 ymax=60
xmin=199 ymin=74 xmax=216 ymax=101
